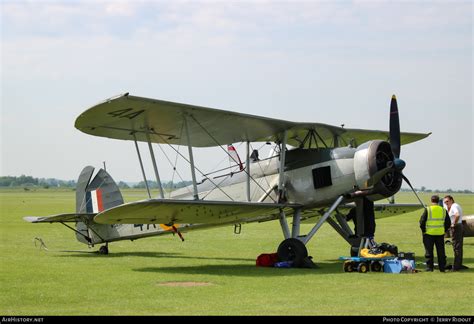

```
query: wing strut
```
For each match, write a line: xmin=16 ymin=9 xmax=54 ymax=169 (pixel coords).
xmin=133 ymin=133 xmax=151 ymax=199
xmin=246 ymin=141 xmax=251 ymax=202
xmin=291 ymin=208 xmax=301 ymax=238
xmin=279 ymin=209 xmax=291 ymax=239
xmin=301 ymin=195 xmax=344 ymax=244
xmin=151 ymin=130 xmax=235 ymax=201
xmin=184 ymin=115 xmax=199 ymax=200
xmin=145 ymin=128 xmax=165 ymax=199
xmin=277 ymin=130 xmax=288 ymax=202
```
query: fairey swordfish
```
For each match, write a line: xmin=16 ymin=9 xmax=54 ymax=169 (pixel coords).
xmin=25 ymin=93 xmax=432 ymax=266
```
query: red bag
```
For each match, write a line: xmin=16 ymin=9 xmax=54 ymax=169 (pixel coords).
xmin=256 ymin=253 xmax=279 ymax=267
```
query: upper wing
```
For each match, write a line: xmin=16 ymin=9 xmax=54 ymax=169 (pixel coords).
xmin=94 ymin=199 xmax=299 ymax=225
xmin=24 ymin=213 xmax=96 ymax=223
xmin=75 ymin=94 xmax=291 ymax=147
xmin=75 ymin=94 xmax=430 ymax=148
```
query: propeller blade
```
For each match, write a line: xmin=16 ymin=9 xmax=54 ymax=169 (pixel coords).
xmin=402 ymin=174 xmax=425 ymax=207
xmin=367 ymin=163 xmax=393 ymax=187
xmin=390 ymin=95 xmax=401 ymax=158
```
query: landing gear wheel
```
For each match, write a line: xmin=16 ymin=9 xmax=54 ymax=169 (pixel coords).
xmin=371 ymin=261 xmax=382 ymax=272
xmin=99 ymin=245 xmax=109 ymax=255
xmin=357 ymin=262 xmax=368 ymax=273
xmin=277 ymin=238 xmax=308 ymax=267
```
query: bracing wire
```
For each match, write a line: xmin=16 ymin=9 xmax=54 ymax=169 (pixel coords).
xmin=156 ymin=143 xmax=193 ymax=197
xmin=152 ymin=131 xmax=235 ymax=201
xmin=189 ymin=115 xmax=277 ymax=203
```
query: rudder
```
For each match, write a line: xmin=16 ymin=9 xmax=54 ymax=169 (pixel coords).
xmin=75 ymin=166 xmax=124 ymax=244
xmin=84 ymin=168 xmax=124 ymax=213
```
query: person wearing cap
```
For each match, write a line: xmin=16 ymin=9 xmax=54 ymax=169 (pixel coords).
xmin=419 ymin=195 xmax=451 ymax=272
xmin=443 ymin=195 xmax=464 ymax=271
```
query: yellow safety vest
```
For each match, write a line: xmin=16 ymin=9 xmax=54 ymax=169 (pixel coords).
xmin=426 ymin=205 xmax=445 ymax=236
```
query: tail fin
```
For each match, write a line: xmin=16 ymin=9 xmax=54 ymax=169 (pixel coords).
xmin=76 ymin=166 xmax=124 ymax=214
xmin=75 ymin=166 xmax=124 ymax=245
xmin=76 ymin=166 xmax=95 ymax=213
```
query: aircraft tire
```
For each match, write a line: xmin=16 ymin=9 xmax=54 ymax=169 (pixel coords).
xmin=277 ymin=238 xmax=308 ymax=267
xmin=99 ymin=245 xmax=109 ymax=255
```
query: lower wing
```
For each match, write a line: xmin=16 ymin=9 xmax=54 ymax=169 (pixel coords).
xmin=300 ymin=203 xmax=423 ymax=224
xmin=94 ymin=199 xmax=299 ymax=225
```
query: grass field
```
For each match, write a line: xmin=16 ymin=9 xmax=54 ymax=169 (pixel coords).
xmin=0 ymin=189 xmax=473 ymax=315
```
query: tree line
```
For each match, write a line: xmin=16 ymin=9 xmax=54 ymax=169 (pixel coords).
xmin=0 ymin=175 xmax=192 ymax=190
xmin=0 ymin=175 xmax=75 ymax=188
xmin=0 ymin=175 xmax=471 ymax=193
xmin=400 ymin=187 xmax=472 ymax=194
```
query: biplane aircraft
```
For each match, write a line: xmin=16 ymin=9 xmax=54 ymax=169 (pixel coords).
xmin=25 ymin=93 xmax=431 ymax=265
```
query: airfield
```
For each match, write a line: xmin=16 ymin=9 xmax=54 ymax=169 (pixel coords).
xmin=0 ymin=189 xmax=472 ymax=315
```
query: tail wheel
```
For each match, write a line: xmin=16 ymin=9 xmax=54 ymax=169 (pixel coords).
xmin=277 ymin=238 xmax=308 ymax=267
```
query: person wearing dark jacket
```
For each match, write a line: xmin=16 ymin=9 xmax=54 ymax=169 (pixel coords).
xmin=420 ymin=195 xmax=451 ymax=272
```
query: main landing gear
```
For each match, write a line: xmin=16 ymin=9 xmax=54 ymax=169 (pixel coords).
xmin=276 ymin=196 xmax=344 ymax=268
xmin=99 ymin=244 xmax=109 ymax=255
xmin=277 ymin=238 xmax=308 ymax=267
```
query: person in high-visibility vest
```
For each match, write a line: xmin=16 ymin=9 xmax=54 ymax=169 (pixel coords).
xmin=419 ymin=195 xmax=451 ymax=272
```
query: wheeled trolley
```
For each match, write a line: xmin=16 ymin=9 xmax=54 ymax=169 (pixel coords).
xmin=339 ymin=256 xmax=396 ymax=273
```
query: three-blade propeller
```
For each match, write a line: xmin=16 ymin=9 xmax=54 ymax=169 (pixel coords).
xmin=367 ymin=95 xmax=405 ymax=187
xmin=367 ymin=95 xmax=424 ymax=206
xmin=388 ymin=95 xmax=425 ymax=207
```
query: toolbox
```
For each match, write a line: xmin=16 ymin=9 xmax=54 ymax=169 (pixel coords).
xmin=397 ymin=252 xmax=415 ymax=260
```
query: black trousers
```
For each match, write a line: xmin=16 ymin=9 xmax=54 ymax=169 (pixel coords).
xmin=449 ymin=224 xmax=464 ymax=270
xmin=423 ymin=234 xmax=446 ymax=271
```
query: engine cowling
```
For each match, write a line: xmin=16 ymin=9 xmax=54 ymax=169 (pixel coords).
xmin=353 ymin=140 xmax=402 ymax=197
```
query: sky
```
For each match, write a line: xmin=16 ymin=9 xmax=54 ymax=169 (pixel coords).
xmin=1 ymin=0 xmax=472 ymax=191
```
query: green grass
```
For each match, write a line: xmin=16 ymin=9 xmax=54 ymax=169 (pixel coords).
xmin=0 ymin=189 xmax=473 ymax=315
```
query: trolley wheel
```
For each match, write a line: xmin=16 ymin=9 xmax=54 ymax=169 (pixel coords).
xmin=343 ymin=261 xmax=354 ymax=272
xmin=370 ymin=261 xmax=382 ymax=272
xmin=357 ymin=262 xmax=368 ymax=273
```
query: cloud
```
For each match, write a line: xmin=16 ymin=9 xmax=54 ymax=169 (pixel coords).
xmin=2 ymin=1 xmax=470 ymax=39
xmin=104 ymin=1 xmax=137 ymax=16
xmin=1 ymin=1 xmax=472 ymax=189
